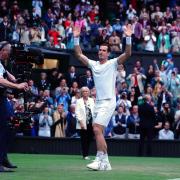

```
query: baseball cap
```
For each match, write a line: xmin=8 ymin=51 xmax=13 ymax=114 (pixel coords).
xmin=166 ymin=53 xmax=172 ymax=59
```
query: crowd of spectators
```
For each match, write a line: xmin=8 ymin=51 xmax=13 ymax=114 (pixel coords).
xmin=1 ymin=0 xmax=180 ymax=140
xmin=8 ymin=57 xmax=180 ymax=140
xmin=0 ymin=0 xmax=179 ymax=52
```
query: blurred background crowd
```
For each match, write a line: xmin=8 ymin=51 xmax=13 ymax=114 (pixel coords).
xmin=1 ymin=0 xmax=180 ymax=140
xmin=0 ymin=0 xmax=179 ymax=52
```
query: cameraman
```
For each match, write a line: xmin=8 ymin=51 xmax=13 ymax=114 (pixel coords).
xmin=0 ymin=41 xmax=28 ymax=172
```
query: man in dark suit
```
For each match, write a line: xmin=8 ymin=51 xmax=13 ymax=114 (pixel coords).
xmin=138 ymin=94 xmax=156 ymax=156
xmin=65 ymin=66 xmax=79 ymax=88
xmin=79 ymin=70 xmax=94 ymax=89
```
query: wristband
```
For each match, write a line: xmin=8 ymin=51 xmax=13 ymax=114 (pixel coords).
xmin=126 ymin=37 xmax=132 ymax=45
xmin=74 ymin=37 xmax=80 ymax=46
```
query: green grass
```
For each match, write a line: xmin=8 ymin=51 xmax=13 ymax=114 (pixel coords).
xmin=1 ymin=154 xmax=180 ymax=180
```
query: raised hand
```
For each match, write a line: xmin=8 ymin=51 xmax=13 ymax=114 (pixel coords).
xmin=124 ymin=24 xmax=133 ymax=37
xmin=73 ymin=25 xmax=81 ymax=37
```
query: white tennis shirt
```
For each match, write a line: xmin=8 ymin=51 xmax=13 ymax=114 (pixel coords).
xmin=88 ymin=58 xmax=118 ymax=100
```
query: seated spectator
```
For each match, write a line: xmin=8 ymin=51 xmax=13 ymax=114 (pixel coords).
xmin=112 ymin=105 xmax=127 ymax=138
xmin=79 ymin=70 xmax=94 ymax=90
xmin=38 ymin=106 xmax=53 ymax=137
xmin=52 ymin=104 xmax=67 ymax=138
xmin=158 ymin=121 xmax=174 ymax=140
xmin=55 ymin=36 xmax=66 ymax=49
xmin=127 ymin=105 xmax=140 ymax=138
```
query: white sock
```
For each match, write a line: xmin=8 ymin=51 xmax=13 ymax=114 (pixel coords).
xmin=102 ymin=153 xmax=109 ymax=162
xmin=96 ymin=151 xmax=104 ymax=160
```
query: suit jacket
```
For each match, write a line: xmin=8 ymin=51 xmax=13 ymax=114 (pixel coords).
xmin=138 ymin=102 xmax=156 ymax=128
xmin=127 ymin=73 xmax=146 ymax=93
xmin=65 ymin=73 xmax=79 ymax=87
xmin=79 ymin=76 xmax=94 ymax=89
xmin=75 ymin=97 xmax=94 ymax=130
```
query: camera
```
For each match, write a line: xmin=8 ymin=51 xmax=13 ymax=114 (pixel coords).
xmin=10 ymin=43 xmax=44 ymax=82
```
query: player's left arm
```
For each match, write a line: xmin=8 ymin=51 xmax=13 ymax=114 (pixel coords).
xmin=117 ymin=24 xmax=132 ymax=65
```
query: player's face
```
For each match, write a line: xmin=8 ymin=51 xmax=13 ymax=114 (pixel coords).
xmin=98 ymin=45 xmax=109 ymax=61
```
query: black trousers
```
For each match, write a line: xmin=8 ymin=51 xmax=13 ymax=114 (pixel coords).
xmin=0 ymin=96 xmax=9 ymax=165
xmin=79 ymin=124 xmax=94 ymax=158
xmin=138 ymin=127 xmax=154 ymax=156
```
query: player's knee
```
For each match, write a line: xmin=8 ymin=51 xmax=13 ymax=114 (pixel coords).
xmin=93 ymin=126 xmax=102 ymax=136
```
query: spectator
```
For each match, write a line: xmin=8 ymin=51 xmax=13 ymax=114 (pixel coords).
xmin=112 ymin=105 xmax=127 ymax=138
xmin=171 ymin=31 xmax=180 ymax=53
xmin=108 ymin=31 xmax=121 ymax=52
xmin=65 ymin=66 xmax=79 ymax=88
xmin=32 ymin=0 xmax=43 ymax=18
xmin=0 ymin=16 xmax=11 ymax=41
xmin=55 ymin=78 xmax=68 ymax=97
xmin=52 ymin=104 xmax=67 ymax=137
xmin=116 ymin=64 xmax=126 ymax=92
xmin=79 ymin=69 xmax=94 ymax=90
xmin=157 ymin=27 xmax=171 ymax=53
xmin=29 ymin=25 xmax=42 ymax=46
xmin=75 ymin=87 xmax=94 ymax=160
xmin=127 ymin=67 xmax=146 ymax=95
xmin=55 ymin=87 xmax=71 ymax=112
xmin=126 ymin=4 xmax=137 ymax=21
xmin=127 ymin=105 xmax=140 ymax=137
xmin=38 ymin=106 xmax=53 ymax=137
xmin=56 ymin=36 xmax=66 ymax=49
xmin=37 ymin=72 xmax=51 ymax=91
xmin=158 ymin=121 xmax=174 ymax=140
xmin=66 ymin=104 xmax=78 ymax=137
xmin=144 ymin=29 xmax=157 ymax=52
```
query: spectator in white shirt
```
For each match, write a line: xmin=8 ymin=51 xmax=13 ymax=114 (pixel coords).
xmin=158 ymin=121 xmax=174 ymax=140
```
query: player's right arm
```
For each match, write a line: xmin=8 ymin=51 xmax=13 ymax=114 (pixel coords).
xmin=73 ymin=26 xmax=89 ymax=66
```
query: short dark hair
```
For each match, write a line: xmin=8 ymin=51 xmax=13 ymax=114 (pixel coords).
xmin=99 ymin=43 xmax=111 ymax=52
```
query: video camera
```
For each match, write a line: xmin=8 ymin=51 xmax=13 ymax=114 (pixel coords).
xmin=10 ymin=43 xmax=44 ymax=82
xmin=11 ymin=43 xmax=44 ymax=65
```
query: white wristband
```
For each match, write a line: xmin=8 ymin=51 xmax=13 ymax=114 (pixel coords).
xmin=74 ymin=37 xmax=80 ymax=46
xmin=126 ymin=37 xmax=132 ymax=45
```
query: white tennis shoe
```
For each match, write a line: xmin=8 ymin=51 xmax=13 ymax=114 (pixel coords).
xmin=86 ymin=160 xmax=112 ymax=171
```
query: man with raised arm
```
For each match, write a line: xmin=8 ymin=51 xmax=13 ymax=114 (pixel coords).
xmin=73 ymin=25 xmax=132 ymax=171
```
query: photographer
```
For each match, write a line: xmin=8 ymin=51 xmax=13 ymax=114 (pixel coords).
xmin=0 ymin=41 xmax=28 ymax=172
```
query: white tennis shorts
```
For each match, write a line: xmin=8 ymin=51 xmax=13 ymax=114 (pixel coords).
xmin=93 ymin=98 xmax=116 ymax=127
